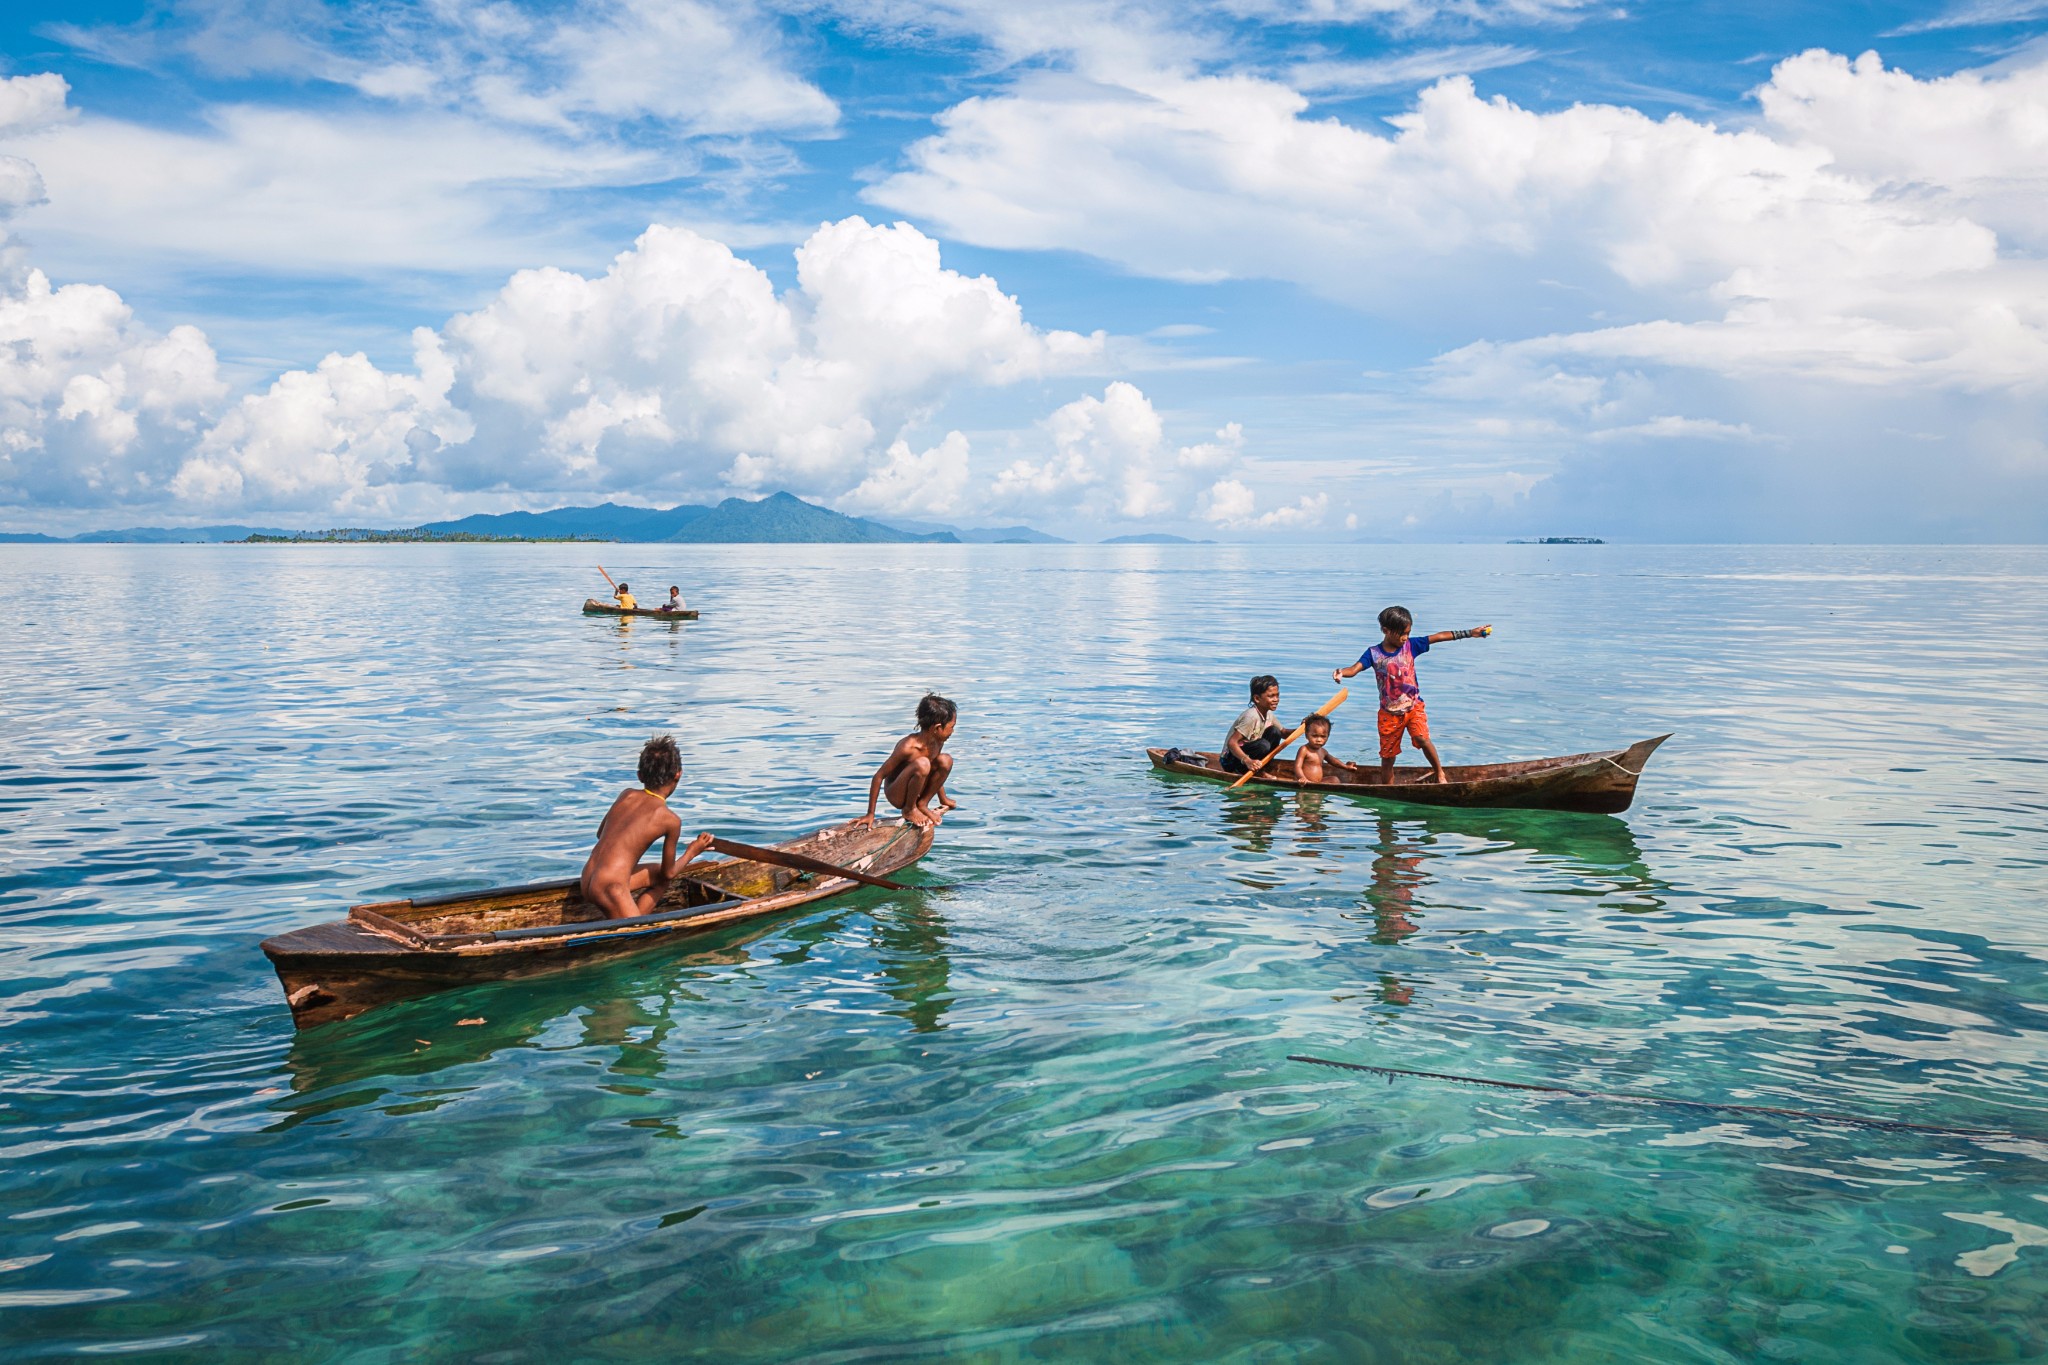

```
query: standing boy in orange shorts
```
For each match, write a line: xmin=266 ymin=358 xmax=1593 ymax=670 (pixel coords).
xmin=1332 ymin=606 xmax=1491 ymax=784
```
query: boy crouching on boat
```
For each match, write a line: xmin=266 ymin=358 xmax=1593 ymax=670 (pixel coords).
xmin=858 ymin=694 xmax=958 ymax=830
xmin=1294 ymin=714 xmax=1363 ymax=784
xmin=1332 ymin=605 xmax=1491 ymax=784
xmin=581 ymin=735 xmax=714 ymax=919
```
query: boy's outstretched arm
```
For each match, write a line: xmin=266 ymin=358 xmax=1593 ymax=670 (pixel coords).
xmin=1331 ymin=659 xmax=1366 ymax=683
xmin=1425 ymin=624 xmax=1492 ymax=644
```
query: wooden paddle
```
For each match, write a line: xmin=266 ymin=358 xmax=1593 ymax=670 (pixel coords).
xmin=598 ymin=565 xmax=617 ymax=591
xmin=707 ymin=836 xmax=943 ymax=893
xmin=1228 ymin=687 xmax=1348 ymax=789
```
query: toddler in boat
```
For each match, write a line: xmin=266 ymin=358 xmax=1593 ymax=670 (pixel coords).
xmin=1294 ymin=713 xmax=1363 ymax=784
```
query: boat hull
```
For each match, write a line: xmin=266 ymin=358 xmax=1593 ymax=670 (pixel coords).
xmin=582 ymin=598 xmax=699 ymax=619
xmin=261 ymin=819 xmax=932 ymax=1029
xmin=1146 ymin=735 xmax=1669 ymax=814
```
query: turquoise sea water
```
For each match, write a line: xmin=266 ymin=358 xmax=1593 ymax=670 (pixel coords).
xmin=2 ymin=543 xmax=2045 ymax=1362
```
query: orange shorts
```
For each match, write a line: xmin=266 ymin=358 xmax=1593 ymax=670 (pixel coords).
xmin=1378 ymin=701 xmax=1429 ymax=759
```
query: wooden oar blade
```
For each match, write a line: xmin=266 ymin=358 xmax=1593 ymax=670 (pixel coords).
xmin=708 ymin=836 xmax=941 ymax=893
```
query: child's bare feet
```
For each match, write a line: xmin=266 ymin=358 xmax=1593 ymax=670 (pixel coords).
xmin=907 ymin=806 xmax=937 ymax=828
xmin=937 ymin=792 xmax=958 ymax=811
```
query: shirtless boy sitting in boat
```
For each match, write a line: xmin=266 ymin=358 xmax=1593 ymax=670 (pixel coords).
xmin=857 ymin=694 xmax=958 ymax=830
xmin=1293 ymin=714 xmax=1363 ymax=784
xmin=581 ymin=735 xmax=714 ymax=919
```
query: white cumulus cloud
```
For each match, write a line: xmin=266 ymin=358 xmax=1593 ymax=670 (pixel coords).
xmin=160 ymin=216 xmax=1102 ymax=514
xmin=988 ymin=384 xmax=1286 ymax=527
xmin=1198 ymin=477 xmax=1328 ymax=528
xmin=870 ymin=49 xmax=2048 ymax=391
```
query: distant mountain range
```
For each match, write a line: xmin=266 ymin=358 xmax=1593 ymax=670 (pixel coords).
xmin=411 ymin=492 xmax=962 ymax=543
xmin=1101 ymin=532 xmax=1213 ymax=544
xmin=875 ymin=518 xmax=1070 ymax=544
xmin=0 ymin=524 xmax=294 ymax=544
xmin=0 ymin=494 xmax=1157 ymax=545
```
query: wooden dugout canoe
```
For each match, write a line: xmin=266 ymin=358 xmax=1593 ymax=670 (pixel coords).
xmin=1146 ymin=734 xmax=1670 ymax=815
xmin=582 ymin=597 xmax=700 ymax=619
xmin=260 ymin=818 xmax=934 ymax=1029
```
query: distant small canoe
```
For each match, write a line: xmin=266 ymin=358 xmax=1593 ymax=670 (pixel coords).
xmin=583 ymin=598 xmax=699 ymax=619
xmin=1147 ymin=735 xmax=1670 ymax=814
xmin=261 ymin=818 xmax=932 ymax=1029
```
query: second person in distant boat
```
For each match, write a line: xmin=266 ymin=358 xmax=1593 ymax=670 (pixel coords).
xmin=659 ymin=586 xmax=687 ymax=613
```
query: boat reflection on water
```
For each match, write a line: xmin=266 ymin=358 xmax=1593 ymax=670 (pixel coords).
xmin=271 ymin=917 xmax=792 ymax=1127
xmin=871 ymin=902 xmax=955 ymax=1033
xmin=1347 ymin=805 xmax=1667 ymax=1009
xmin=1206 ymin=785 xmax=1665 ymax=910
xmin=1215 ymin=786 xmax=1285 ymax=857
xmin=1201 ymin=782 xmax=1667 ymax=1010
xmin=270 ymin=893 xmax=960 ymax=1127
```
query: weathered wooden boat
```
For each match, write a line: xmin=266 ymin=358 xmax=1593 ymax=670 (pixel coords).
xmin=582 ymin=597 xmax=699 ymax=619
xmin=1146 ymin=734 xmax=1670 ymax=814
xmin=261 ymin=819 xmax=933 ymax=1029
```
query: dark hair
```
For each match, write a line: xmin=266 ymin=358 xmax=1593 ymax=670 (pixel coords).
xmin=917 ymin=693 xmax=957 ymax=730
xmin=1249 ymin=674 xmax=1278 ymax=700
xmin=617 ymin=582 xmax=629 ymax=593
xmin=1303 ymin=713 xmax=1332 ymax=734
xmin=638 ymin=734 xmax=681 ymax=789
xmin=1378 ymin=605 xmax=1413 ymax=634
xmin=668 ymin=585 xmax=679 ymax=593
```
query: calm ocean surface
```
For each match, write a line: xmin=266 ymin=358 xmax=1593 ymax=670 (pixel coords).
xmin=2 ymin=543 xmax=2045 ymax=1362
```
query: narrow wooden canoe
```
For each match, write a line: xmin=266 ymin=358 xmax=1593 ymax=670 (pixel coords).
xmin=582 ymin=597 xmax=699 ymax=619
xmin=1146 ymin=734 xmax=1670 ymax=814
xmin=260 ymin=818 xmax=933 ymax=1029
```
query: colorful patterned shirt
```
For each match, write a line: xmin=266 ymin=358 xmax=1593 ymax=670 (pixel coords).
xmin=1361 ymin=636 xmax=1431 ymax=713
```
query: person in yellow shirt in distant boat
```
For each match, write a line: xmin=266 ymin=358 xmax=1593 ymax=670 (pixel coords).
xmin=612 ymin=581 xmax=638 ymax=611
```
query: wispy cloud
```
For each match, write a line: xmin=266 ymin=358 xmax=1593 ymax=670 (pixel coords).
xmin=1888 ymin=1 xmax=2048 ymax=35
xmin=1288 ymin=43 xmax=1538 ymax=93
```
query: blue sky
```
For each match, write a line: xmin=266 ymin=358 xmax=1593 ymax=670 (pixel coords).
xmin=0 ymin=0 xmax=2044 ymax=539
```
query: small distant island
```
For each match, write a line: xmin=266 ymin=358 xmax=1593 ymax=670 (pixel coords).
xmin=1509 ymin=536 xmax=1605 ymax=545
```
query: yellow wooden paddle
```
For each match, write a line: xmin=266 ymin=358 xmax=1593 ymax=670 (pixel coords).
xmin=1229 ymin=688 xmax=1348 ymax=789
